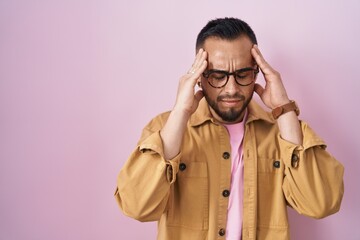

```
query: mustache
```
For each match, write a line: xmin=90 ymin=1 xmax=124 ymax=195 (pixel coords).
xmin=217 ymin=93 xmax=245 ymax=101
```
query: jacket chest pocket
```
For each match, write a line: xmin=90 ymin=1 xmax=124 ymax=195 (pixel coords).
xmin=167 ymin=161 xmax=209 ymax=230
xmin=257 ymin=158 xmax=288 ymax=228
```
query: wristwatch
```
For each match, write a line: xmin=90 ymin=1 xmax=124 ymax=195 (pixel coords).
xmin=272 ymin=100 xmax=300 ymax=119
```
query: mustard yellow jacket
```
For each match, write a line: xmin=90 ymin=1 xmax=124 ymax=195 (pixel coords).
xmin=115 ymin=99 xmax=344 ymax=240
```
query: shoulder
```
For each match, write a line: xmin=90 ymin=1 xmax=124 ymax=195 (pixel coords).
xmin=144 ymin=110 xmax=171 ymax=131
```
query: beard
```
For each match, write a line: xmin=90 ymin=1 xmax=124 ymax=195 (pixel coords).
xmin=203 ymin=90 xmax=253 ymax=122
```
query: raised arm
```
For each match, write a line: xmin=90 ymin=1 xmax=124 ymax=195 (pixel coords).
xmin=115 ymin=49 xmax=208 ymax=221
xmin=251 ymin=44 xmax=303 ymax=145
xmin=251 ymin=45 xmax=344 ymax=218
xmin=160 ymin=49 xmax=207 ymax=159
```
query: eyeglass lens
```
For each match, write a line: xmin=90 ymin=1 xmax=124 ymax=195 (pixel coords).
xmin=207 ymin=69 xmax=257 ymax=88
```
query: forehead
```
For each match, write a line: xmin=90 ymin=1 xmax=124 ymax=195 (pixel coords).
xmin=203 ymin=36 xmax=254 ymax=69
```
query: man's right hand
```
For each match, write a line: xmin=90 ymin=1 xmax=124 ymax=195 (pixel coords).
xmin=173 ymin=48 xmax=208 ymax=117
xmin=160 ymin=49 xmax=207 ymax=160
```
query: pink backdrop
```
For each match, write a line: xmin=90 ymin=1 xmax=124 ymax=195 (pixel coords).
xmin=1 ymin=1 xmax=359 ymax=239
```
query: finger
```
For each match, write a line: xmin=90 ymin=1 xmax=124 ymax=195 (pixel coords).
xmin=188 ymin=60 xmax=207 ymax=87
xmin=184 ymin=51 xmax=207 ymax=90
xmin=251 ymin=45 xmax=275 ymax=76
xmin=193 ymin=58 xmax=207 ymax=78
xmin=188 ymin=50 xmax=207 ymax=79
xmin=254 ymin=83 xmax=264 ymax=97
xmin=181 ymin=58 xmax=207 ymax=91
xmin=188 ymin=49 xmax=204 ymax=74
xmin=193 ymin=48 xmax=204 ymax=69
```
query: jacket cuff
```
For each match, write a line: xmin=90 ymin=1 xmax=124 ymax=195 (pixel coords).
xmin=279 ymin=121 xmax=327 ymax=168
xmin=139 ymin=130 xmax=181 ymax=184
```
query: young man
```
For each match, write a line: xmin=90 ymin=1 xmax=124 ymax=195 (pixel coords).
xmin=114 ymin=18 xmax=344 ymax=240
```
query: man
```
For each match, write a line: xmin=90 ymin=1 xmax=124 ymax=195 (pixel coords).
xmin=114 ymin=18 xmax=344 ymax=240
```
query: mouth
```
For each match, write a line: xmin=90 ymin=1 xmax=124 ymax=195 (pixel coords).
xmin=220 ymin=98 xmax=243 ymax=107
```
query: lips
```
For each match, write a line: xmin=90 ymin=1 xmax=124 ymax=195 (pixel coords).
xmin=221 ymin=98 xmax=242 ymax=102
xmin=217 ymin=94 xmax=245 ymax=108
xmin=218 ymin=94 xmax=245 ymax=102
xmin=220 ymin=99 xmax=243 ymax=107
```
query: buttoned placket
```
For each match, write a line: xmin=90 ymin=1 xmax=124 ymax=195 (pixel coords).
xmin=217 ymin=124 xmax=232 ymax=239
xmin=242 ymin=123 xmax=258 ymax=240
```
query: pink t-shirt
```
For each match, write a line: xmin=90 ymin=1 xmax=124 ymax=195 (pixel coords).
xmin=224 ymin=115 xmax=246 ymax=240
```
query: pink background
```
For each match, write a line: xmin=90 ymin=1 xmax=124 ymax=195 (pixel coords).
xmin=1 ymin=1 xmax=359 ymax=239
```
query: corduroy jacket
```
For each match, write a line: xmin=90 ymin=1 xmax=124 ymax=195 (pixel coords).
xmin=115 ymin=99 xmax=344 ymax=240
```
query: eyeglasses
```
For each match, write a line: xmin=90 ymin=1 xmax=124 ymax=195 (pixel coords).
xmin=202 ymin=66 xmax=259 ymax=88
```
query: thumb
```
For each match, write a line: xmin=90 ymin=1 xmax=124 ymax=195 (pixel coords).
xmin=190 ymin=90 xmax=204 ymax=113
xmin=194 ymin=90 xmax=204 ymax=103
xmin=254 ymin=83 xmax=264 ymax=97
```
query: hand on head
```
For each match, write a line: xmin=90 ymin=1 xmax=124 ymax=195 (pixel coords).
xmin=173 ymin=49 xmax=208 ymax=116
xmin=251 ymin=45 xmax=290 ymax=109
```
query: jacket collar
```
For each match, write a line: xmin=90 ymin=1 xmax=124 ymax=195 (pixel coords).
xmin=189 ymin=98 xmax=275 ymax=127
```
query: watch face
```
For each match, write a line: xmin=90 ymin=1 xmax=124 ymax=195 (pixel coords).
xmin=272 ymin=107 xmax=283 ymax=119
xmin=272 ymin=101 xmax=299 ymax=119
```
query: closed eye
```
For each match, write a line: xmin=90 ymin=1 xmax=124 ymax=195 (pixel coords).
xmin=212 ymin=74 xmax=226 ymax=80
xmin=209 ymin=71 xmax=227 ymax=80
xmin=235 ymin=70 xmax=252 ymax=79
xmin=236 ymin=73 xmax=250 ymax=79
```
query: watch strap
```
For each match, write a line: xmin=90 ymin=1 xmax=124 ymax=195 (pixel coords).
xmin=272 ymin=100 xmax=300 ymax=119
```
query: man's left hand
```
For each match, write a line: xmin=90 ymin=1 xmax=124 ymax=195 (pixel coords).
xmin=251 ymin=44 xmax=290 ymax=109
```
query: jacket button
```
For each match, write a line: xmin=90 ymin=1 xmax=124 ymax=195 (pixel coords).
xmin=223 ymin=152 xmax=230 ymax=159
xmin=291 ymin=154 xmax=299 ymax=162
xmin=179 ymin=163 xmax=186 ymax=171
xmin=273 ymin=161 xmax=280 ymax=168
xmin=291 ymin=154 xmax=299 ymax=167
xmin=222 ymin=189 xmax=230 ymax=197
xmin=219 ymin=228 xmax=225 ymax=236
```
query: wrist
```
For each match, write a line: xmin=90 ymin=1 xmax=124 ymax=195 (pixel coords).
xmin=272 ymin=96 xmax=291 ymax=109
xmin=272 ymin=100 xmax=300 ymax=119
xmin=172 ymin=106 xmax=192 ymax=120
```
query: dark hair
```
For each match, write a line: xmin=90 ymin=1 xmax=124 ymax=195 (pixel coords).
xmin=196 ymin=17 xmax=257 ymax=50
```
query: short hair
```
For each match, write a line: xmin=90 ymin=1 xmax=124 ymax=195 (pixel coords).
xmin=196 ymin=17 xmax=257 ymax=50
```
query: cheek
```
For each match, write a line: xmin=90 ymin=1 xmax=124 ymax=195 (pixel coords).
xmin=247 ymin=84 xmax=255 ymax=92
xmin=201 ymin=80 xmax=216 ymax=96
xmin=200 ymin=79 xmax=208 ymax=93
xmin=245 ymin=85 xmax=255 ymax=98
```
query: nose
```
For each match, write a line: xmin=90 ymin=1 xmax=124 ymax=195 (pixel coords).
xmin=223 ymin=75 xmax=238 ymax=94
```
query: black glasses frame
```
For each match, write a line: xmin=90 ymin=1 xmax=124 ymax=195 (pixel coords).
xmin=202 ymin=66 xmax=259 ymax=88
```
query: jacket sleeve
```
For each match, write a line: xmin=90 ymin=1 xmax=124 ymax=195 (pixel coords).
xmin=114 ymin=114 xmax=181 ymax=222
xmin=280 ymin=121 xmax=344 ymax=219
